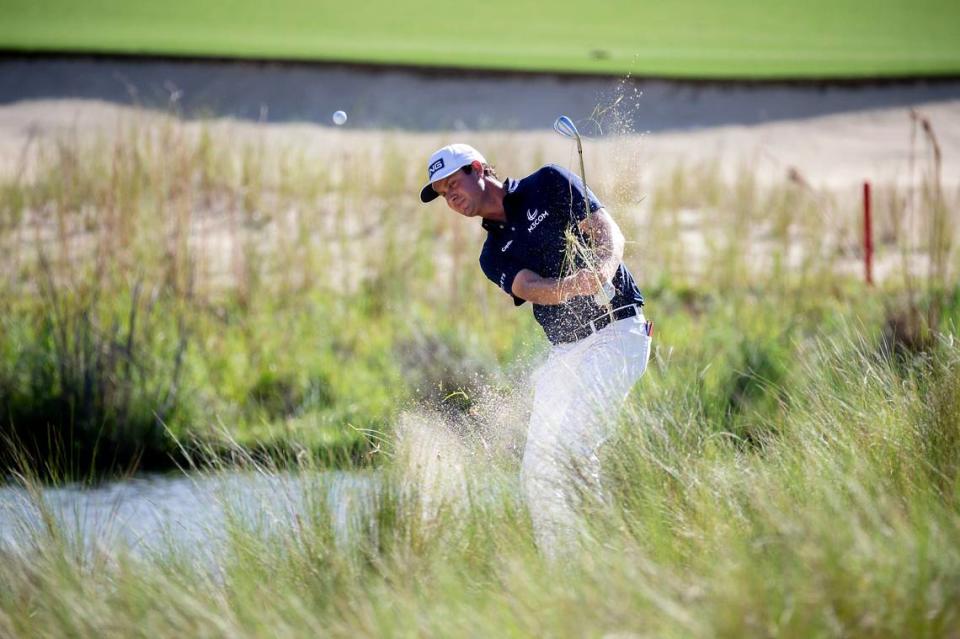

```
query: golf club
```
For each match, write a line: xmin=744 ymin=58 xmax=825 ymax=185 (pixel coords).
xmin=553 ymin=115 xmax=590 ymax=221
xmin=554 ymin=115 xmax=614 ymax=305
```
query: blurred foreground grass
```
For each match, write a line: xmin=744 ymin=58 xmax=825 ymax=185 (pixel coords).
xmin=0 ymin=107 xmax=958 ymax=635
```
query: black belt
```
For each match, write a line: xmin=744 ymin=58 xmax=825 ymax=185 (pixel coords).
xmin=558 ymin=303 xmax=643 ymax=344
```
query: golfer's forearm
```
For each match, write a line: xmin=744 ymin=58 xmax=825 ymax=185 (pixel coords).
xmin=511 ymin=270 xmax=596 ymax=305
xmin=593 ymin=234 xmax=623 ymax=282
xmin=590 ymin=222 xmax=624 ymax=282
xmin=578 ymin=209 xmax=625 ymax=282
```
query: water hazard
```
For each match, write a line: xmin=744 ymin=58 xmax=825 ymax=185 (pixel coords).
xmin=0 ymin=471 xmax=376 ymax=559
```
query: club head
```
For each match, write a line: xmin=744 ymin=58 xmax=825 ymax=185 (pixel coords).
xmin=553 ymin=115 xmax=580 ymax=140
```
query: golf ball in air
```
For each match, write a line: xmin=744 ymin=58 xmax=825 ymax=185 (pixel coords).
xmin=332 ymin=110 xmax=347 ymax=126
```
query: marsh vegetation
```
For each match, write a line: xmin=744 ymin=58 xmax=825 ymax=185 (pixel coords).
xmin=1 ymin=104 xmax=958 ymax=636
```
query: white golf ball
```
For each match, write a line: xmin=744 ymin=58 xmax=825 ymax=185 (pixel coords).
xmin=332 ymin=110 xmax=347 ymax=126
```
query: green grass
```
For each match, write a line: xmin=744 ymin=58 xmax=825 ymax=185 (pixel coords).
xmin=1 ymin=0 xmax=959 ymax=78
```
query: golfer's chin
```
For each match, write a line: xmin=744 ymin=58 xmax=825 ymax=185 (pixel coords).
xmin=451 ymin=203 xmax=475 ymax=217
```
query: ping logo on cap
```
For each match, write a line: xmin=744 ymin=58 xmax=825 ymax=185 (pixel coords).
xmin=428 ymin=158 xmax=445 ymax=179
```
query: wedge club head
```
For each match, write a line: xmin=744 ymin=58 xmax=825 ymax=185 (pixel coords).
xmin=553 ymin=115 xmax=580 ymax=141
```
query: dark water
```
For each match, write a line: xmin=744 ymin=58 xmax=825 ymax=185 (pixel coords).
xmin=0 ymin=471 xmax=374 ymax=559
xmin=2 ymin=56 xmax=959 ymax=132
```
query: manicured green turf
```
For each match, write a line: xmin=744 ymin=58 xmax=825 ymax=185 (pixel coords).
xmin=0 ymin=0 xmax=958 ymax=78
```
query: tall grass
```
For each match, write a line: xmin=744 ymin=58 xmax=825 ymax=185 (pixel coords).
xmin=0 ymin=105 xmax=956 ymax=480
xmin=0 ymin=115 xmax=547 ymax=477
xmin=2 ymin=320 xmax=960 ymax=636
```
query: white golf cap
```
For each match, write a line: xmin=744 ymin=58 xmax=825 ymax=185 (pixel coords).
xmin=419 ymin=143 xmax=487 ymax=203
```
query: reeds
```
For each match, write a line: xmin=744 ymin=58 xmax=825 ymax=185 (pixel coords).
xmin=0 ymin=105 xmax=956 ymax=481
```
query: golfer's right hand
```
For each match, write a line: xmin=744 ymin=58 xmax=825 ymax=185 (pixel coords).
xmin=562 ymin=270 xmax=603 ymax=301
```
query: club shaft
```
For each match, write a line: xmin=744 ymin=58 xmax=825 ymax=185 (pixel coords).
xmin=574 ymin=135 xmax=589 ymax=220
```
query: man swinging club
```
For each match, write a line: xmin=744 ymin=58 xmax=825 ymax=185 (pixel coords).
xmin=419 ymin=138 xmax=652 ymax=557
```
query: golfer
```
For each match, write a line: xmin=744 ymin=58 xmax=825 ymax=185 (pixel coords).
xmin=420 ymin=144 xmax=651 ymax=557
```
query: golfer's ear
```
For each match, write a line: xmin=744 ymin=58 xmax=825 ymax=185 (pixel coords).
xmin=471 ymin=160 xmax=484 ymax=175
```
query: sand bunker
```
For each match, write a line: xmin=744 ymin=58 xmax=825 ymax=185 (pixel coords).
xmin=0 ymin=98 xmax=957 ymax=191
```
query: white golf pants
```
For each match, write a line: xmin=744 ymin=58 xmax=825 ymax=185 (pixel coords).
xmin=521 ymin=311 xmax=651 ymax=559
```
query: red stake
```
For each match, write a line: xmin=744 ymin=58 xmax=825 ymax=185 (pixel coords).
xmin=863 ymin=181 xmax=873 ymax=286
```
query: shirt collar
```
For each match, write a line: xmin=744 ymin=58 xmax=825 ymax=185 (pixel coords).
xmin=481 ymin=177 xmax=518 ymax=233
xmin=502 ymin=177 xmax=520 ymax=205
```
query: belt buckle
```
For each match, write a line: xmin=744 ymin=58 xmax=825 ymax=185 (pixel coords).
xmin=588 ymin=310 xmax=612 ymax=335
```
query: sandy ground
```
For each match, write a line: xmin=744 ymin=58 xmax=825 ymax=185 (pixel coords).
xmin=638 ymin=100 xmax=960 ymax=191
xmin=0 ymin=98 xmax=957 ymax=191
xmin=1 ymin=98 xmax=957 ymax=288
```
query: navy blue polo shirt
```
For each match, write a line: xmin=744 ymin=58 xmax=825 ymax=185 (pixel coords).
xmin=479 ymin=164 xmax=644 ymax=344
